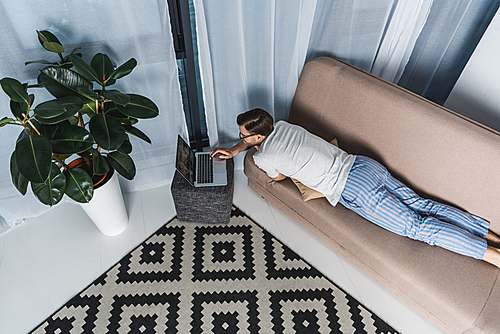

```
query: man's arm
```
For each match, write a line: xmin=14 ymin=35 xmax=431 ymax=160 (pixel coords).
xmin=209 ymin=140 xmax=249 ymax=159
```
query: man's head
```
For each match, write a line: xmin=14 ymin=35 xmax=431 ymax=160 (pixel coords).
xmin=236 ymin=108 xmax=274 ymax=148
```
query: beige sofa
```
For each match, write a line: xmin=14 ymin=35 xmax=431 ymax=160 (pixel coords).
xmin=243 ymin=57 xmax=500 ymax=334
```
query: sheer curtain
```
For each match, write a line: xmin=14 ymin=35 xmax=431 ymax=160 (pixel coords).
xmin=398 ymin=0 xmax=500 ymax=105
xmin=0 ymin=0 xmax=188 ymax=233
xmin=197 ymin=0 xmax=432 ymax=146
xmin=196 ymin=0 xmax=497 ymax=145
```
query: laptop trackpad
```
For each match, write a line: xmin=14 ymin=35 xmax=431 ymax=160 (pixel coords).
xmin=213 ymin=157 xmax=226 ymax=174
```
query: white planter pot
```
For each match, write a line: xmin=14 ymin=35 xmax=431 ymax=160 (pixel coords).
xmin=80 ymin=169 xmax=128 ymax=236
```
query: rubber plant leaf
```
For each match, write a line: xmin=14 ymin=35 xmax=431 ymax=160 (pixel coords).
xmin=78 ymin=102 xmax=97 ymax=117
xmin=118 ymin=117 xmax=138 ymax=126
xmin=64 ymin=167 xmax=93 ymax=203
xmin=37 ymin=30 xmax=65 ymax=53
xmin=124 ymin=124 xmax=151 ymax=144
xmin=0 ymin=116 xmax=14 ymax=127
xmin=31 ymin=163 xmax=66 ymax=206
xmin=90 ymin=148 xmax=109 ymax=175
xmin=34 ymin=99 xmax=66 ymax=119
xmin=69 ymin=55 xmax=99 ymax=83
xmin=115 ymin=94 xmax=159 ymax=119
xmin=108 ymin=58 xmax=137 ymax=81
xmin=25 ymin=60 xmax=58 ymax=66
xmin=89 ymin=113 xmax=126 ymax=151
xmin=10 ymin=151 xmax=29 ymax=195
xmin=0 ymin=78 xmax=29 ymax=104
xmin=38 ymin=67 xmax=93 ymax=101
xmin=51 ymin=124 xmax=94 ymax=154
xmin=117 ymin=136 xmax=132 ymax=154
xmin=36 ymin=109 xmax=75 ymax=125
xmin=107 ymin=151 xmax=136 ymax=180
xmin=90 ymin=53 xmax=115 ymax=86
xmin=15 ymin=134 xmax=52 ymax=183
xmin=99 ymin=90 xmax=130 ymax=106
xmin=76 ymin=87 xmax=104 ymax=102
xmin=35 ymin=96 xmax=83 ymax=124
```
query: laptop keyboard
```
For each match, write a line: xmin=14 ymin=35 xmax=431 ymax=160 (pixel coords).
xmin=197 ymin=154 xmax=214 ymax=184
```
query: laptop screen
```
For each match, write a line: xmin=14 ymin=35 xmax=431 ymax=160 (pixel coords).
xmin=176 ymin=135 xmax=196 ymax=185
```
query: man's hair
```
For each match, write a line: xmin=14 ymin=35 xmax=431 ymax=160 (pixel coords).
xmin=237 ymin=108 xmax=274 ymax=136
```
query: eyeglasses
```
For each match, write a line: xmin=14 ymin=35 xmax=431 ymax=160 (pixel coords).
xmin=239 ymin=132 xmax=257 ymax=140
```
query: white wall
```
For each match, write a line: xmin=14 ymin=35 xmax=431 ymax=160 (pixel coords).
xmin=444 ymin=10 xmax=500 ymax=132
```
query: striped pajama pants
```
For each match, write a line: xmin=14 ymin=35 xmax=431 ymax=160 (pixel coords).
xmin=338 ymin=156 xmax=489 ymax=259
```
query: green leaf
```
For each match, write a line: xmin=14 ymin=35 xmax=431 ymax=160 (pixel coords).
xmin=25 ymin=59 xmax=58 ymax=66
xmin=10 ymin=151 xmax=29 ymax=195
xmin=124 ymin=124 xmax=151 ymax=144
xmin=38 ymin=67 xmax=93 ymax=100
xmin=64 ymin=167 xmax=93 ymax=203
xmin=51 ymin=124 xmax=94 ymax=154
xmin=107 ymin=151 xmax=136 ymax=180
xmin=16 ymin=128 xmax=30 ymax=143
xmin=37 ymin=30 xmax=65 ymax=53
xmin=34 ymin=99 xmax=66 ymax=118
xmin=34 ymin=96 xmax=83 ymax=125
xmin=118 ymin=117 xmax=138 ymax=126
xmin=109 ymin=58 xmax=137 ymax=81
xmin=15 ymin=134 xmax=52 ymax=183
xmin=0 ymin=78 xmax=29 ymax=104
xmin=36 ymin=109 xmax=75 ymax=125
xmin=10 ymin=100 xmax=25 ymax=120
xmin=89 ymin=113 xmax=126 ymax=150
xmin=117 ymin=136 xmax=132 ymax=154
xmin=31 ymin=163 xmax=66 ymax=206
xmin=69 ymin=55 xmax=99 ymax=82
xmin=58 ymin=96 xmax=84 ymax=113
xmin=90 ymin=53 xmax=115 ymax=86
xmin=99 ymin=90 xmax=130 ymax=106
xmin=76 ymin=87 xmax=104 ymax=102
xmin=78 ymin=102 xmax=97 ymax=117
xmin=90 ymin=148 xmax=109 ymax=175
xmin=0 ymin=116 xmax=14 ymax=127
xmin=115 ymin=94 xmax=159 ymax=119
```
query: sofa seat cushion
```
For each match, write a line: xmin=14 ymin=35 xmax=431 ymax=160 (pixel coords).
xmin=244 ymin=147 xmax=500 ymax=333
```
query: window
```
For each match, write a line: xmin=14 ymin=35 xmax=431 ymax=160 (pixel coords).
xmin=167 ymin=0 xmax=208 ymax=151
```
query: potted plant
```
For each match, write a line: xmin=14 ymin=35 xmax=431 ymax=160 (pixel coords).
xmin=0 ymin=30 xmax=159 ymax=235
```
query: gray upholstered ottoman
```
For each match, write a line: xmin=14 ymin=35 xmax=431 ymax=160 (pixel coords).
xmin=171 ymin=158 xmax=234 ymax=224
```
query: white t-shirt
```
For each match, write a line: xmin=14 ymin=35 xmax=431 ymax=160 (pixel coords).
xmin=253 ymin=121 xmax=356 ymax=206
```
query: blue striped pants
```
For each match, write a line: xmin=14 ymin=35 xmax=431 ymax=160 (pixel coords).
xmin=338 ymin=156 xmax=489 ymax=259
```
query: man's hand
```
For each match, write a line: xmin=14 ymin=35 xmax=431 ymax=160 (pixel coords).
xmin=210 ymin=147 xmax=236 ymax=160
xmin=210 ymin=140 xmax=250 ymax=159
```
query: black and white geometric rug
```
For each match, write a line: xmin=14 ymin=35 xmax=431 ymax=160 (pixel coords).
xmin=31 ymin=207 xmax=399 ymax=333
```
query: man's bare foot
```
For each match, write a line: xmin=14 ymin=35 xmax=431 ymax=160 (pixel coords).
xmin=486 ymin=230 xmax=500 ymax=247
xmin=482 ymin=246 xmax=500 ymax=268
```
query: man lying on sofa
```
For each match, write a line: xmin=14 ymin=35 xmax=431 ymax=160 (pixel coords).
xmin=210 ymin=108 xmax=500 ymax=268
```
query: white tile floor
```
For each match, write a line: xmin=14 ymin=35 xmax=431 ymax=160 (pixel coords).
xmin=0 ymin=167 xmax=447 ymax=334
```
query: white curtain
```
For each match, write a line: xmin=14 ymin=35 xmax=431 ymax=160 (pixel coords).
xmin=397 ymin=0 xmax=500 ymax=105
xmin=0 ymin=0 xmax=188 ymax=233
xmin=196 ymin=0 xmax=433 ymax=146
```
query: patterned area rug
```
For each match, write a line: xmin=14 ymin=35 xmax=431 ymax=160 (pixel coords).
xmin=31 ymin=207 xmax=399 ymax=333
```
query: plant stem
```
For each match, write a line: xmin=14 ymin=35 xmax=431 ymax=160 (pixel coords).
xmin=52 ymin=154 xmax=68 ymax=171
xmin=78 ymin=112 xmax=84 ymax=127
xmin=22 ymin=113 xmax=41 ymax=135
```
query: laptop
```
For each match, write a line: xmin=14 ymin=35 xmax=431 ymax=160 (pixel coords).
xmin=175 ymin=135 xmax=227 ymax=187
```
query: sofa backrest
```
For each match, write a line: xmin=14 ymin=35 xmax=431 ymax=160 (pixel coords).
xmin=289 ymin=57 xmax=500 ymax=232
